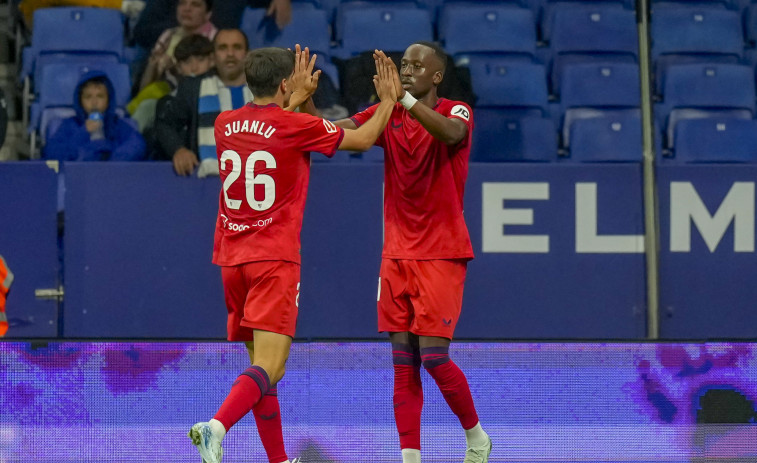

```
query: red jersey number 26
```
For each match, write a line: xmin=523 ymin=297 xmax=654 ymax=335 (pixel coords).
xmin=220 ymin=149 xmax=276 ymax=211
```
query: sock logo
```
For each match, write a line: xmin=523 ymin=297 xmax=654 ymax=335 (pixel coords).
xmin=259 ymin=412 xmax=279 ymax=420
xmin=442 ymin=318 xmax=452 ymax=326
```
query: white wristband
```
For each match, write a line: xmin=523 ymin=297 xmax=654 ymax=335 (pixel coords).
xmin=399 ymin=92 xmax=417 ymax=110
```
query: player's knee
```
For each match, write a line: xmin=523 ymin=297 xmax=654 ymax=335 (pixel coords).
xmin=420 ymin=346 xmax=450 ymax=370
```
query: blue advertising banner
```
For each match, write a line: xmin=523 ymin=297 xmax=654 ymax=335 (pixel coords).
xmin=0 ymin=162 xmax=59 ymax=337
xmin=658 ymin=164 xmax=757 ymax=339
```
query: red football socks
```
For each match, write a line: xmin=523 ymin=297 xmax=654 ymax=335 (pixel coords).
xmin=214 ymin=365 xmax=270 ymax=431
xmin=392 ymin=343 xmax=423 ymax=450
xmin=253 ymin=387 xmax=287 ymax=463
xmin=421 ymin=346 xmax=479 ymax=430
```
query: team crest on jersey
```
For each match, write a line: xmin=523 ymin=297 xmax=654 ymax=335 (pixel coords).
xmin=450 ymin=105 xmax=470 ymax=121
xmin=322 ymin=119 xmax=338 ymax=133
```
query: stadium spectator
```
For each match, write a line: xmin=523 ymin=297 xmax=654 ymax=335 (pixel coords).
xmin=335 ymin=44 xmax=492 ymax=463
xmin=127 ymin=34 xmax=213 ymax=134
xmin=133 ymin=0 xmax=291 ymax=52
xmin=154 ymin=28 xmax=251 ymax=176
xmin=44 ymin=71 xmax=146 ymax=161
xmin=188 ymin=45 xmax=398 ymax=463
xmin=138 ymin=0 xmax=217 ymax=92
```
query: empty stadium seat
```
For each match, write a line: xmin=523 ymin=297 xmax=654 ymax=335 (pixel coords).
xmin=657 ymin=63 xmax=755 ymax=148
xmin=559 ymin=62 xmax=640 ymax=146
xmin=541 ymin=1 xmax=632 ymax=42
xmin=651 ymin=3 xmax=743 ymax=94
xmin=472 ymin=110 xmax=557 ymax=161
xmin=465 ymin=56 xmax=549 ymax=116
xmin=673 ymin=118 xmax=757 ymax=162
xmin=549 ymin=4 xmax=638 ymax=93
xmin=334 ymin=2 xmax=433 ymax=57
xmin=568 ymin=112 xmax=642 ymax=162
xmin=21 ymin=7 xmax=125 ymax=83
xmin=240 ymin=4 xmax=339 ymax=86
xmin=439 ymin=3 xmax=537 ymax=59
xmin=651 ymin=3 xmax=743 ymax=59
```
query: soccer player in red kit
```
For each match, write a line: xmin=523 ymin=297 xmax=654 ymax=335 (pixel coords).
xmin=335 ymin=42 xmax=492 ymax=463
xmin=188 ymin=46 xmax=398 ymax=463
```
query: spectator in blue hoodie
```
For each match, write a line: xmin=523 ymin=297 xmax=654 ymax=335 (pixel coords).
xmin=44 ymin=71 xmax=146 ymax=161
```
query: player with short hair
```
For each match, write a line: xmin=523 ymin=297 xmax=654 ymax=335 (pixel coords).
xmin=335 ymin=41 xmax=492 ymax=463
xmin=188 ymin=45 xmax=399 ymax=463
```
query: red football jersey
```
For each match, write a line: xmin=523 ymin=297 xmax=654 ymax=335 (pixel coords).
xmin=212 ymin=103 xmax=345 ymax=266
xmin=351 ymin=98 xmax=474 ymax=260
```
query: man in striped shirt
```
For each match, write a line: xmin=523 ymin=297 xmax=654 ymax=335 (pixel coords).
xmin=155 ymin=28 xmax=252 ymax=177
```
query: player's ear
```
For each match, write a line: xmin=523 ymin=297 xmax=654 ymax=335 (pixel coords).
xmin=280 ymin=78 xmax=288 ymax=95
xmin=433 ymin=70 xmax=443 ymax=86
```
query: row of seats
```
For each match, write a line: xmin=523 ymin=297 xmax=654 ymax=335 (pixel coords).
xmin=324 ymin=114 xmax=757 ymax=164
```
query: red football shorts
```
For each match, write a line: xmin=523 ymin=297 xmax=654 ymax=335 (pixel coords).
xmin=221 ymin=260 xmax=300 ymax=341
xmin=377 ymin=259 xmax=467 ymax=339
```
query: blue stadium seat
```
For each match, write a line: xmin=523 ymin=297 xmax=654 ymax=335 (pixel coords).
xmin=568 ymin=112 xmax=642 ymax=162
xmin=651 ymin=4 xmax=743 ymax=94
xmin=465 ymin=56 xmax=549 ymax=116
xmin=22 ymin=7 xmax=125 ymax=83
xmin=673 ymin=118 xmax=757 ymax=162
xmin=472 ymin=110 xmax=558 ymax=161
xmin=559 ymin=62 xmax=640 ymax=146
xmin=657 ymin=63 xmax=755 ymax=148
xmin=240 ymin=4 xmax=339 ymax=86
xmin=541 ymin=1 xmax=632 ymax=42
xmin=439 ymin=3 xmax=537 ymax=59
xmin=549 ymin=4 xmax=638 ymax=93
xmin=333 ymin=2 xmax=433 ymax=57
xmin=651 ymin=3 xmax=743 ymax=59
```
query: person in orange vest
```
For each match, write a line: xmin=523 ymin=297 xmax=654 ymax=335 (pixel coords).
xmin=0 ymin=255 xmax=12 ymax=337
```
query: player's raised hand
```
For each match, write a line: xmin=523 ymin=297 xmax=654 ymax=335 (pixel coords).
xmin=374 ymin=49 xmax=403 ymax=99
xmin=289 ymin=44 xmax=321 ymax=99
xmin=374 ymin=50 xmax=398 ymax=104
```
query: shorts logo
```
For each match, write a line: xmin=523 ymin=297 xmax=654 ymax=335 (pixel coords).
xmin=450 ymin=105 xmax=470 ymax=122
xmin=442 ymin=318 xmax=452 ymax=326
xmin=322 ymin=119 xmax=338 ymax=133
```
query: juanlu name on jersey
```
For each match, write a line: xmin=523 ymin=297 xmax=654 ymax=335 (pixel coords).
xmin=222 ymin=119 xmax=277 ymax=138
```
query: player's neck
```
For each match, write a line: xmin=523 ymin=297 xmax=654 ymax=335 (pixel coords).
xmin=253 ymin=95 xmax=284 ymax=108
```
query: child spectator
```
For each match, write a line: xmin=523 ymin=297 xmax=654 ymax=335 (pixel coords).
xmin=44 ymin=71 xmax=146 ymax=161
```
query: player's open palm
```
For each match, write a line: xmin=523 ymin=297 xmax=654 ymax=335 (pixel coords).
xmin=374 ymin=49 xmax=403 ymax=99
xmin=289 ymin=44 xmax=320 ymax=100
xmin=374 ymin=51 xmax=398 ymax=103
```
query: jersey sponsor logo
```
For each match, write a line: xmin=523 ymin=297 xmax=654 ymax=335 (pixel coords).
xmin=322 ymin=118 xmax=338 ymax=134
xmin=450 ymin=105 xmax=470 ymax=122
xmin=220 ymin=214 xmax=272 ymax=231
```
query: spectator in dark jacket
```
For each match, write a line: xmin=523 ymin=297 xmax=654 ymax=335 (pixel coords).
xmin=44 ymin=71 xmax=146 ymax=161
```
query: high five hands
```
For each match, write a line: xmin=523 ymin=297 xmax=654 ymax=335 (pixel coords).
xmin=287 ymin=44 xmax=321 ymax=110
xmin=373 ymin=50 xmax=400 ymax=104
xmin=374 ymin=50 xmax=404 ymax=101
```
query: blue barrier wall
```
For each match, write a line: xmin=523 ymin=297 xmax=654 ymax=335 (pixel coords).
xmin=658 ymin=165 xmax=757 ymax=339
xmin=0 ymin=162 xmax=59 ymax=337
xmin=2 ymin=161 xmax=756 ymax=339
